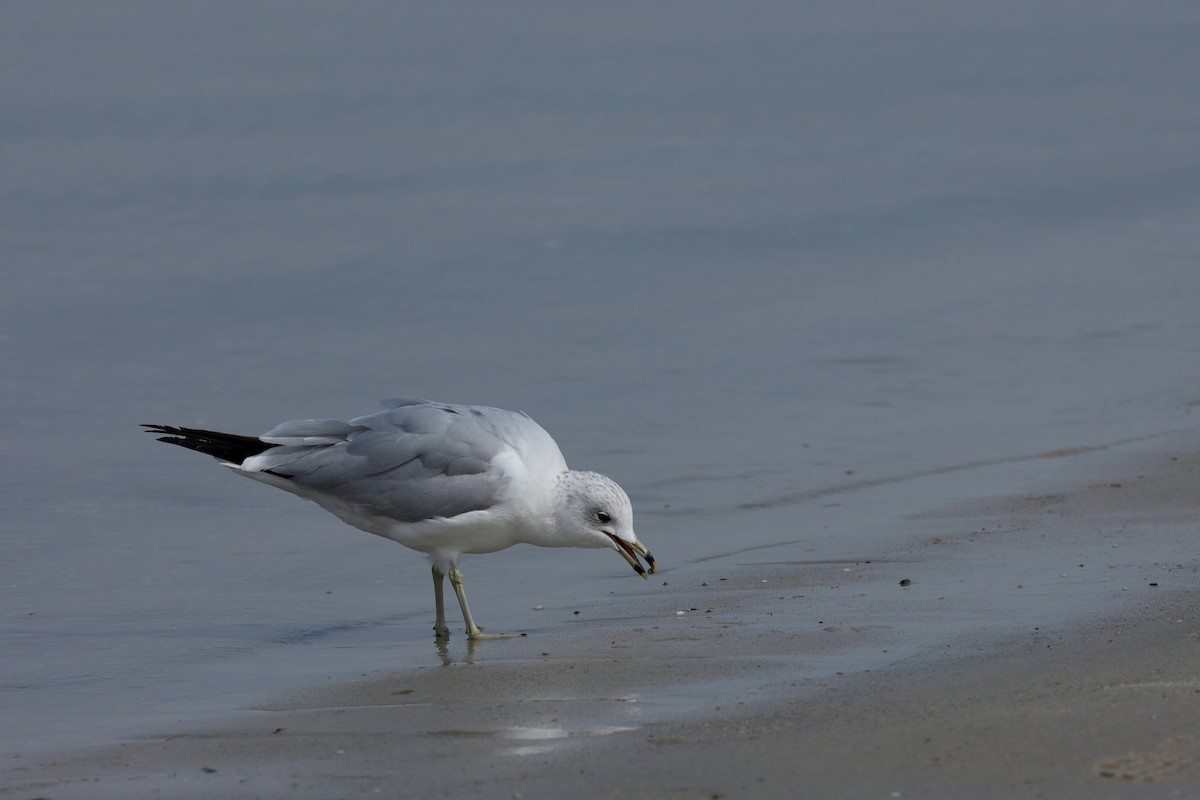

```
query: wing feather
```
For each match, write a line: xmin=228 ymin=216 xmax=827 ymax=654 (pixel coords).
xmin=242 ymin=401 xmax=514 ymax=523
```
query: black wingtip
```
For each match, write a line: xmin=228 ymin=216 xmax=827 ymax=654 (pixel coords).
xmin=142 ymin=423 xmax=277 ymax=464
xmin=142 ymin=424 xmax=194 ymax=441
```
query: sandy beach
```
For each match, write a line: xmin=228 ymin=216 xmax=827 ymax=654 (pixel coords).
xmin=6 ymin=444 xmax=1198 ymax=799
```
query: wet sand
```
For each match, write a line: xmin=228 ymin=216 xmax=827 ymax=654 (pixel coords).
xmin=6 ymin=447 xmax=1199 ymax=799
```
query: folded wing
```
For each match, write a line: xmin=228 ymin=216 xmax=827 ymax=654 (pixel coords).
xmin=243 ymin=401 xmax=507 ymax=523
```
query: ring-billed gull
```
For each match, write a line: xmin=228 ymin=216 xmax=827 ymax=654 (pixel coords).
xmin=142 ymin=397 xmax=654 ymax=640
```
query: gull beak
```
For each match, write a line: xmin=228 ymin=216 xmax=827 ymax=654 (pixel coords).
xmin=606 ymin=534 xmax=656 ymax=580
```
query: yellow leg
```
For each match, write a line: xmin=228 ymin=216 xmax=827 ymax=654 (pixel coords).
xmin=431 ymin=565 xmax=450 ymax=639
xmin=448 ymin=564 xmax=524 ymax=640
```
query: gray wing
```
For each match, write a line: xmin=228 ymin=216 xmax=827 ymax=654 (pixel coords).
xmin=246 ymin=399 xmax=509 ymax=523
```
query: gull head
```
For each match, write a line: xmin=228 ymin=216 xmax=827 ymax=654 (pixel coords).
xmin=554 ymin=471 xmax=655 ymax=578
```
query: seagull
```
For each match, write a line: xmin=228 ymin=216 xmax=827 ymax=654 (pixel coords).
xmin=142 ymin=397 xmax=654 ymax=640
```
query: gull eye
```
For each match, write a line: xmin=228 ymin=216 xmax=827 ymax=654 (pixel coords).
xmin=596 ymin=510 xmax=612 ymax=524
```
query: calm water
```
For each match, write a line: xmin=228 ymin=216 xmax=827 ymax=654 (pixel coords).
xmin=3 ymin=1 xmax=1200 ymax=754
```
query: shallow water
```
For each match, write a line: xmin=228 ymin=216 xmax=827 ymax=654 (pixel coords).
xmin=3 ymin=1 xmax=1200 ymax=756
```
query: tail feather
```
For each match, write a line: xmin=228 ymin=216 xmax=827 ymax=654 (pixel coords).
xmin=142 ymin=424 xmax=278 ymax=465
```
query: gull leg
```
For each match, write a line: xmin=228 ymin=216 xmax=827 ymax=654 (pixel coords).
xmin=448 ymin=564 xmax=524 ymax=640
xmin=432 ymin=565 xmax=450 ymax=639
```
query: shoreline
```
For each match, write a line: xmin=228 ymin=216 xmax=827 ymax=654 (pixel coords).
xmin=606 ymin=588 xmax=1200 ymax=800
xmin=5 ymin=445 xmax=1199 ymax=799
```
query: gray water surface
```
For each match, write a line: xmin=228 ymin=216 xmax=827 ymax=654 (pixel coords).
xmin=4 ymin=1 xmax=1200 ymax=756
